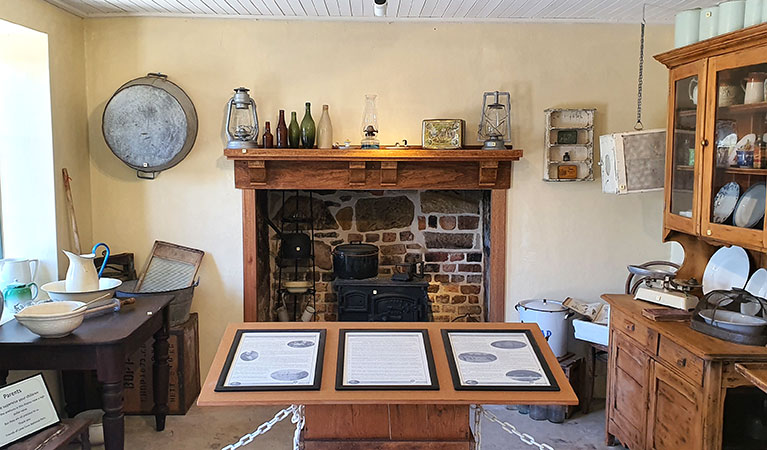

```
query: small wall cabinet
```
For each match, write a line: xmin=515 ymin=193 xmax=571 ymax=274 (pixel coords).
xmin=657 ymin=24 xmax=767 ymax=251
xmin=543 ymin=108 xmax=595 ymax=182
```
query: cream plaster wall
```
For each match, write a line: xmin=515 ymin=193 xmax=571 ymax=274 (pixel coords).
xmin=0 ymin=0 xmax=91 ymax=273
xmin=80 ymin=17 xmax=675 ymax=375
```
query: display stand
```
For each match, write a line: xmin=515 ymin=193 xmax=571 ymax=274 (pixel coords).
xmin=198 ymin=322 xmax=577 ymax=449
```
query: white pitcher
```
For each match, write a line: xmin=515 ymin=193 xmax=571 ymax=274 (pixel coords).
xmin=0 ymin=258 xmax=38 ymax=287
xmin=63 ymin=243 xmax=110 ymax=292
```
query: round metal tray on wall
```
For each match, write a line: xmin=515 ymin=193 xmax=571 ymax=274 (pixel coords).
xmin=102 ymin=73 xmax=197 ymax=179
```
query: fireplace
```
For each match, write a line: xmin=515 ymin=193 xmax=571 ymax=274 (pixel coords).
xmin=267 ymin=189 xmax=491 ymax=322
xmin=226 ymin=147 xmax=523 ymax=322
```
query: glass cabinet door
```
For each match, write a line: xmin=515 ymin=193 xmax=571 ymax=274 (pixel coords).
xmin=666 ymin=61 xmax=706 ymax=235
xmin=702 ymin=46 xmax=767 ymax=248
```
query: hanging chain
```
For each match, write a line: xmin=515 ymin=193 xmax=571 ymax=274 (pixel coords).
xmin=222 ymin=404 xmax=303 ymax=450
xmin=472 ymin=405 xmax=482 ymax=448
xmin=477 ymin=406 xmax=555 ymax=450
xmin=291 ymin=404 xmax=305 ymax=450
xmin=635 ymin=3 xmax=647 ymax=131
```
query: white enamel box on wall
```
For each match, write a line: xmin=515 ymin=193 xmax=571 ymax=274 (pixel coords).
xmin=599 ymin=129 xmax=666 ymax=195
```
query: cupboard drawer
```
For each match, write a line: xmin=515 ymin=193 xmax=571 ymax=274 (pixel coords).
xmin=611 ymin=308 xmax=658 ymax=350
xmin=657 ymin=336 xmax=704 ymax=386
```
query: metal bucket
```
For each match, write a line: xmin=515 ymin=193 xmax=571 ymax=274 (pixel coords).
xmin=116 ymin=279 xmax=198 ymax=326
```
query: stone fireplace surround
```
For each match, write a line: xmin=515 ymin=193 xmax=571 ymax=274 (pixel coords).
xmin=268 ymin=190 xmax=490 ymax=322
xmin=225 ymin=147 xmax=523 ymax=323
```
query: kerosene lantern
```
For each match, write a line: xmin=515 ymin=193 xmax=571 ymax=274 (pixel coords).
xmin=225 ymin=87 xmax=259 ymax=149
xmin=478 ymin=91 xmax=512 ymax=150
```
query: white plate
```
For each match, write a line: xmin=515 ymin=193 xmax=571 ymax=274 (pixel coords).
xmin=733 ymin=183 xmax=766 ymax=228
xmin=702 ymin=245 xmax=749 ymax=295
xmin=735 ymin=133 xmax=757 ymax=153
xmin=712 ymin=182 xmax=740 ymax=224
xmin=744 ymin=268 xmax=767 ymax=316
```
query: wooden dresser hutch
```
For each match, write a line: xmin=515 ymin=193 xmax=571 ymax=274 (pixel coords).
xmin=604 ymin=24 xmax=767 ymax=449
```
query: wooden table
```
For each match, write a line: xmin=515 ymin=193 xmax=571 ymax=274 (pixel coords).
xmin=199 ymin=321 xmax=578 ymax=449
xmin=0 ymin=295 xmax=172 ymax=450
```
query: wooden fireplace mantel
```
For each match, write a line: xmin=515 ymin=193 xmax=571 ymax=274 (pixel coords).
xmin=226 ymin=146 xmax=523 ymax=323
xmin=225 ymin=147 xmax=523 ymax=190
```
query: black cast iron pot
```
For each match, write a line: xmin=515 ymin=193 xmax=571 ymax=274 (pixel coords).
xmin=332 ymin=241 xmax=379 ymax=279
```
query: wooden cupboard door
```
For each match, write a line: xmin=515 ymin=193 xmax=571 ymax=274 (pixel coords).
xmin=701 ymin=44 xmax=767 ymax=250
xmin=608 ymin=331 xmax=651 ymax=449
xmin=665 ymin=60 xmax=708 ymax=236
xmin=647 ymin=362 xmax=703 ymax=450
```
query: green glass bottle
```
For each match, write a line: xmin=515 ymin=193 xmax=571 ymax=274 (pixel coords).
xmin=300 ymin=102 xmax=316 ymax=149
xmin=288 ymin=111 xmax=300 ymax=148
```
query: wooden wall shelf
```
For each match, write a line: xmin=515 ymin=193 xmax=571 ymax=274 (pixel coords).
xmin=225 ymin=147 xmax=523 ymax=190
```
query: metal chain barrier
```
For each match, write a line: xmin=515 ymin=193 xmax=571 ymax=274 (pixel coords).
xmin=476 ymin=405 xmax=555 ymax=450
xmin=222 ymin=404 xmax=304 ymax=450
xmin=472 ymin=405 xmax=482 ymax=448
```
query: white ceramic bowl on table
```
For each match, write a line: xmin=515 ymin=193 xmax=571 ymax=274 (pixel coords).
xmin=14 ymin=301 xmax=86 ymax=338
xmin=41 ymin=278 xmax=122 ymax=302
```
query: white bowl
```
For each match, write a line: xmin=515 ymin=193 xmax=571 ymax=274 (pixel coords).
xmin=14 ymin=301 xmax=86 ymax=338
xmin=41 ymin=278 xmax=122 ymax=302
xmin=284 ymin=281 xmax=312 ymax=294
xmin=74 ymin=409 xmax=104 ymax=445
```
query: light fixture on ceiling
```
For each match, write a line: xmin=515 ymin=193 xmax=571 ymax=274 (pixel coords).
xmin=374 ymin=0 xmax=387 ymax=17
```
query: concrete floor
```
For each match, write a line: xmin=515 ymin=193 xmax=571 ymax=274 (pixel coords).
xmin=82 ymin=402 xmax=612 ymax=449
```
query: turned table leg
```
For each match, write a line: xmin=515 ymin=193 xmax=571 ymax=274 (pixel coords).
xmin=153 ymin=310 xmax=170 ymax=432
xmin=101 ymin=380 xmax=124 ymax=450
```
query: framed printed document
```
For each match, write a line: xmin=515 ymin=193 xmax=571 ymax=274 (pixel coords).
xmin=215 ymin=329 xmax=326 ymax=391
xmin=441 ymin=329 xmax=560 ymax=391
xmin=0 ymin=373 xmax=60 ymax=447
xmin=336 ymin=329 xmax=439 ymax=390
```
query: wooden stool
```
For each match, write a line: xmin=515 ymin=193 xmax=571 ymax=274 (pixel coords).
xmin=8 ymin=418 xmax=91 ymax=450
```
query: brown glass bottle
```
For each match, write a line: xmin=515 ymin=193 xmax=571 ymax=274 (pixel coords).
xmin=276 ymin=110 xmax=288 ymax=148
xmin=262 ymin=121 xmax=274 ymax=148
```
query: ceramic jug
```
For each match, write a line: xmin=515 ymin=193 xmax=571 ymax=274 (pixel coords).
xmin=63 ymin=242 xmax=110 ymax=292
xmin=3 ymin=283 xmax=38 ymax=313
xmin=743 ymin=72 xmax=767 ymax=104
xmin=0 ymin=258 xmax=38 ymax=288
xmin=689 ymin=78 xmax=699 ymax=105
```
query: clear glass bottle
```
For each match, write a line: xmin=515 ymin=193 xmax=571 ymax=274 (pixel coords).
xmin=360 ymin=94 xmax=380 ymax=149
xmin=317 ymin=105 xmax=333 ymax=149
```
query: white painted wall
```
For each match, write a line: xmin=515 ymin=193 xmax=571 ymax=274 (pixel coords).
xmin=81 ymin=18 xmax=676 ymax=374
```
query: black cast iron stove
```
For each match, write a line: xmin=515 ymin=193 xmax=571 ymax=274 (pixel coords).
xmin=333 ymin=278 xmax=431 ymax=322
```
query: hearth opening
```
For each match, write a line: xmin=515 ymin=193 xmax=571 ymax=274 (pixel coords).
xmin=262 ymin=190 xmax=492 ymax=322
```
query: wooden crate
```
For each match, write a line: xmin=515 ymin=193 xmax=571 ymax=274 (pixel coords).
xmin=123 ymin=313 xmax=200 ymax=415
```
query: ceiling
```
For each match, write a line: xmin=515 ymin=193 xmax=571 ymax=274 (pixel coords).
xmin=45 ymin=0 xmax=720 ymax=23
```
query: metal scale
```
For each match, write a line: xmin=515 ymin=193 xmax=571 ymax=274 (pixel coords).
xmin=628 ymin=265 xmax=701 ymax=310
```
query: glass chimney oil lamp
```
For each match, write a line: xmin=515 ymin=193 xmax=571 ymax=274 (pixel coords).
xmin=478 ymin=91 xmax=512 ymax=150
xmin=225 ymin=87 xmax=259 ymax=149
xmin=360 ymin=94 xmax=380 ymax=149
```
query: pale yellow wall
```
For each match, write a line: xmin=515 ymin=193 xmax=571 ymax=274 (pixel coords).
xmin=0 ymin=0 xmax=91 ymax=272
xmin=81 ymin=17 xmax=675 ymax=376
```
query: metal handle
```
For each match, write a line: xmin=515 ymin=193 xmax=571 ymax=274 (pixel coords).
xmin=137 ymin=170 xmax=157 ymax=179
xmin=706 ymin=229 xmax=712 ymax=236
xmin=701 ymin=138 xmax=709 ymax=147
